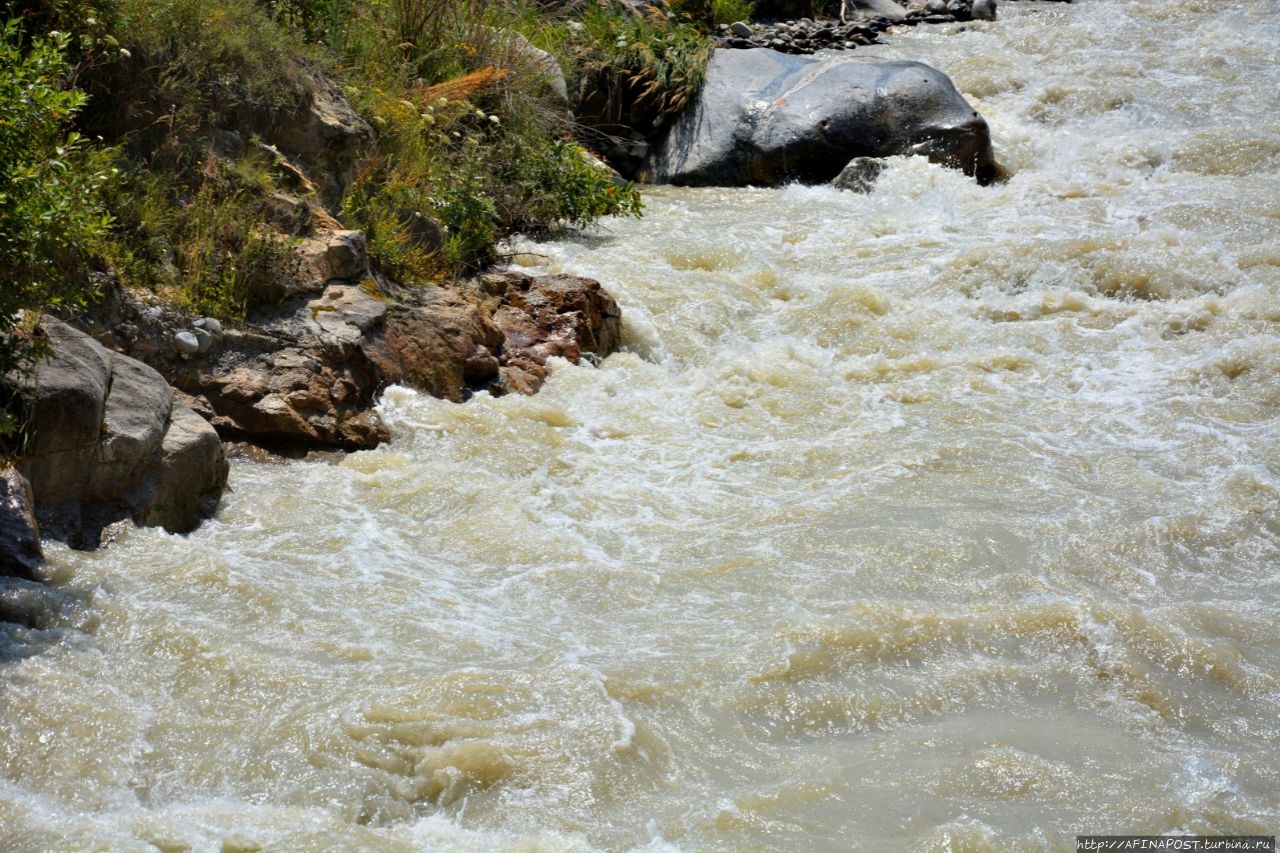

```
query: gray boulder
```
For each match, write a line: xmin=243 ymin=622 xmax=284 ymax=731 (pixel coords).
xmin=0 ymin=468 xmax=42 ymax=579
xmin=17 ymin=320 xmax=228 ymax=548
xmin=135 ymin=401 xmax=229 ymax=534
xmin=642 ymin=48 xmax=1000 ymax=187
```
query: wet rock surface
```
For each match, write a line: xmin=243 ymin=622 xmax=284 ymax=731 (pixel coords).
xmin=0 ymin=468 xmax=42 ymax=579
xmin=483 ymin=271 xmax=624 ymax=396
xmin=642 ymin=48 xmax=999 ymax=187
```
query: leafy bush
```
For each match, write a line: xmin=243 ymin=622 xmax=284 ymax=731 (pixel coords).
xmin=95 ymin=0 xmax=310 ymax=141
xmin=568 ymin=5 xmax=712 ymax=132
xmin=507 ymin=140 xmax=643 ymax=231
xmin=0 ymin=21 xmax=112 ymax=377
xmin=338 ymin=10 xmax=645 ymax=279
xmin=0 ymin=20 xmax=113 ymax=455
xmin=103 ymin=147 xmax=291 ymax=317
xmin=712 ymin=0 xmax=757 ymax=24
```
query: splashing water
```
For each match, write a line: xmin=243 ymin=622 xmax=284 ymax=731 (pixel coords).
xmin=3 ymin=0 xmax=1279 ymax=849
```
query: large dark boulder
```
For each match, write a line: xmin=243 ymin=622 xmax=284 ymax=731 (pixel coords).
xmin=16 ymin=320 xmax=229 ymax=549
xmin=641 ymin=48 xmax=999 ymax=186
xmin=0 ymin=468 xmax=42 ymax=579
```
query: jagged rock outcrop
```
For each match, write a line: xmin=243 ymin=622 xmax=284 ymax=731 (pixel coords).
xmin=79 ymin=235 xmax=626 ymax=451
xmin=15 ymin=320 xmax=229 ymax=549
xmin=642 ymin=48 xmax=999 ymax=187
xmin=268 ymin=65 xmax=374 ymax=208
xmin=483 ymin=271 xmax=624 ymax=396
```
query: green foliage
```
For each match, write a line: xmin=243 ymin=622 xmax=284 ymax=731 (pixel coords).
xmin=2 ymin=0 xmax=658 ymax=349
xmin=0 ymin=20 xmax=112 ymax=454
xmin=0 ymin=20 xmax=112 ymax=376
xmin=337 ymin=10 xmax=645 ymax=279
xmin=103 ymin=147 xmax=290 ymax=318
xmin=569 ymin=5 xmax=712 ymax=126
xmin=508 ymin=140 xmax=643 ymax=231
xmin=668 ymin=0 xmax=715 ymax=30
xmin=105 ymin=0 xmax=309 ymax=136
xmin=712 ymin=0 xmax=757 ymax=25
xmin=254 ymin=0 xmax=349 ymax=46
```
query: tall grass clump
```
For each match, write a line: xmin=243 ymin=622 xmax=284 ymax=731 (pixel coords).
xmin=566 ymin=4 xmax=712 ymax=140
xmin=335 ymin=0 xmax=644 ymax=277
xmin=711 ymin=0 xmax=757 ymax=24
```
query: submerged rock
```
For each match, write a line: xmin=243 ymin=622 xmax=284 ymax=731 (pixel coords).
xmin=642 ymin=48 xmax=1000 ymax=187
xmin=833 ymin=156 xmax=887 ymax=192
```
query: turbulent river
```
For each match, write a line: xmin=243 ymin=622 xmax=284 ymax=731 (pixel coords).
xmin=4 ymin=0 xmax=1280 ymax=849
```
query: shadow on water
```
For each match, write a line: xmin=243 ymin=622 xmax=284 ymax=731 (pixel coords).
xmin=0 ymin=577 xmax=92 ymax=663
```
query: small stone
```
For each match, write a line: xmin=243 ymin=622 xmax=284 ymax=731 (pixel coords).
xmin=194 ymin=317 xmax=224 ymax=337
xmin=925 ymin=0 xmax=947 ymax=12
xmin=832 ymin=157 xmax=886 ymax=193
xmin=192 ymin=327 xmax=215 ymax=354
xmin=730 ymin=20 xmax=754 ymax=38
xmin=174 ymin=331 xmax=201 ymax=355
xmin=972 ymin=0 xmax=996 ymax=20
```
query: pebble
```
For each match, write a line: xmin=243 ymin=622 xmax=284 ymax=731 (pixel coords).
xmin=194 ymin=317 xmax=224 ymax=337
xmin=192 ymin=327 xmax=215 ymax=354
xmin=174 ymin=331 xmax=201 ymax=355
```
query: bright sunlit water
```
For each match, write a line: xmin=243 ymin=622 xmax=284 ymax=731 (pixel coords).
xmin=3 ymin=0 xmax=1279 ymax=849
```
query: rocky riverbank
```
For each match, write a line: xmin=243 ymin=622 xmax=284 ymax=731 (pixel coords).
xmin=1 ymin=0 xmax=1022 ymax=574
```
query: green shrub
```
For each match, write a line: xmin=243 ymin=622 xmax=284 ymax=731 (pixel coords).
xmin=254 ymin=0 xmax=350 ymax=47
xmin=0 ymin=21 xmax=112 ymax=375
xmin=337 ymin=10 xmax=645 ymax=280
xmin=568 ymin=5 xmax=712 ymax=130
xmin=712 ymin=0 xmax=757 ymax=25
xmin=0 ymin=20 xmax=113 ymax=455
xmin=103 ymin=147 xmax=291 ymax=318
xmin=506 ymin=140 xmax=643 ymax=231
xmin=99 ymin=0 xmax=310 ymax=140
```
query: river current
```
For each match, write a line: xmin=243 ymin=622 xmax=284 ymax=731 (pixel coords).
xmin=3 ymin=0 xmax=1279 ymax=849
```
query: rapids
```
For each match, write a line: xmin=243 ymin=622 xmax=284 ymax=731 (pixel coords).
xmin=3 ymin=0 xmax=1279 ymax=849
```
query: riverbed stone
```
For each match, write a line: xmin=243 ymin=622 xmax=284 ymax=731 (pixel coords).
xmin=642 ymin=49 xmax=1000 ymax=187
xmin=833 ymin=157 xmax=887 ymax=192
xmin=487 ymin=272 xmax=623 ymax=395
xmin=174 ymin=330 xmax=201 ymax=355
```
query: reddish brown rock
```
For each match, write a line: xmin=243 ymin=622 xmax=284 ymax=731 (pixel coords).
xmin=486 ymin=272 xmax=623 ymax=395
xmin=77 ymin=264 xmax=624 ymax=451
xmin=365 ymin=288 xmax=506 ymax=403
